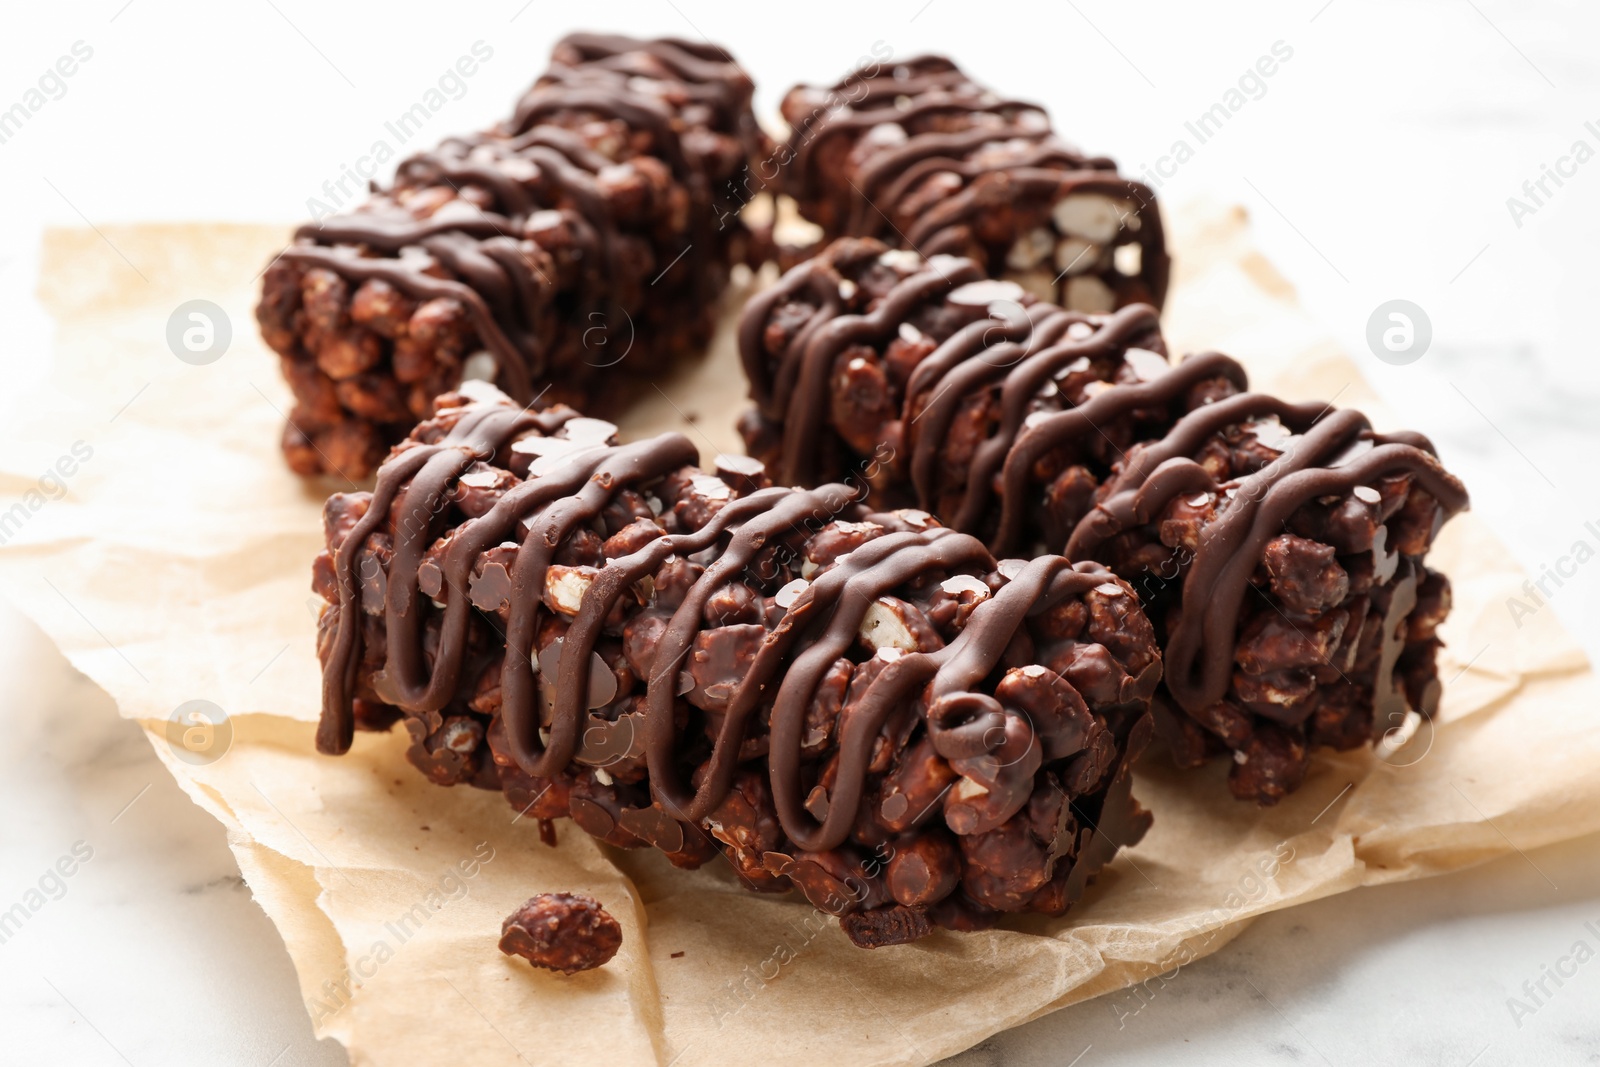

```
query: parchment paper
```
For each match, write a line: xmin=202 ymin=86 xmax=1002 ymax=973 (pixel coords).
xmin=2 ymin=205 xmax=1597 ymax=1067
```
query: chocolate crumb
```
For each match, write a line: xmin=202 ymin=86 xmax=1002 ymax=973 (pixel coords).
xmin=499 ymin=892 xmax=622 ymax=975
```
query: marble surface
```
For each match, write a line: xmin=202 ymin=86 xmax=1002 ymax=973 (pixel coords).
xmin=2 ymin=1 xmax=1599 ymax=1064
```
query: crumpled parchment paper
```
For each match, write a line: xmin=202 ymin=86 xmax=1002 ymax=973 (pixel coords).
xmin=1 ymin=204 xmax=1596 ymax=1067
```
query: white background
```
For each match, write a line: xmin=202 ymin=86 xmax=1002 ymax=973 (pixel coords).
xmin=1 ymin=1 xmax=1597 ymax=1064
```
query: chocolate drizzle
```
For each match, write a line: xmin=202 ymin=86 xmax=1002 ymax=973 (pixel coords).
xmin=739 ymin=238 xmax=1169 ymax=497
xmin=281 ymin=240 xmax=545 ymax=402
xmin=784 ymin=57 xmax=1058 ymax=207
xmin=763 ymin=549 xmax=1111 ymax=851
xmin=1058 ymin=395 xmax=1467 ymax=725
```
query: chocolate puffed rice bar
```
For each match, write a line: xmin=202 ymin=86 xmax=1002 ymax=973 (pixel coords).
xmin=312 ymin=382 xmax=1162 ymax=946
xmin=739 ymin=239 xmax=1469 ymax=803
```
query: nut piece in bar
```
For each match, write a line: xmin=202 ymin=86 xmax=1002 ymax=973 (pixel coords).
xmin=499 ymin=892 xmax=623 ymax=975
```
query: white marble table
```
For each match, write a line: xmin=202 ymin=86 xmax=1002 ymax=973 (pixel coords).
xmin=3 ymin=1 xmax=1598 ymax=1063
